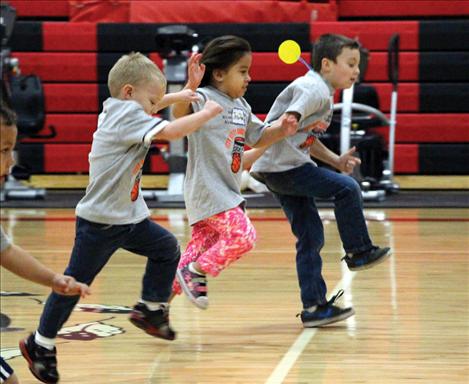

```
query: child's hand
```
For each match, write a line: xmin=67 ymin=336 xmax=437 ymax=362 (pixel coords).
xmin=187 ymin=53 xmax=206 ymax=91
xmin=279 ymin=113 xmax=299 ymax=136
xmin=203 ymin=100 xmax=223 ymax=117
xmin=52 ymin=274 xmax=91 ymax=298
xmin=338 ymin=146 xmax=361 ymax=174
xmin=176 ymin=89 xmax=200 ymax=103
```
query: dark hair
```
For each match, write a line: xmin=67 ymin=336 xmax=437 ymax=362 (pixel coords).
xmin=0 ymin=102 xmax=17 ymax=126
xmin=312 ymin=34 xmax=360 ymax=72
xmin=200 ymin=35 xmax=251 ymax=87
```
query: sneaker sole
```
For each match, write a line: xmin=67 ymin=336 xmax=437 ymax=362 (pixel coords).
xmin=129 ymin=314 xmax=176 ymax=341
xmin=176 ymin=269 xmax=209 ymax=310
xmin=19 ymin=339 xmax=58 ymax=384
xmin=302 ymin=308 xmax=355 ymax=328
xmin=348 ymin=250 xmax=392 ymax=272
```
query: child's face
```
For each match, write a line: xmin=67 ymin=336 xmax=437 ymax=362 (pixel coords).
xmin=214 ymin=53 xmax=252 ymax=99
xmin=321 ymin=48 xmax=360 ymax=90
xmin=0 ymin=122 xmax=17 ymax=185
xmin=122 ymin=77 xmax=165 ymax=115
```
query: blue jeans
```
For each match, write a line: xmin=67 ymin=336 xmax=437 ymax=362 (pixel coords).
xmin=38 ymin=217 xmax=180 ymax=338
xmin=254 ymin=163 xmax=372 ymax=308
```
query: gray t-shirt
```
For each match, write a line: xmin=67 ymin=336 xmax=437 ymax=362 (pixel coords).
xmin=76 ymin=98 xmax=168 ymax=225
xmin=251 ymin=71 xmax=335 ymax=173
xmin=184 ymin=86 xmax=265 ymax=225
xmin=1 ymin=225 xmax=11 ymax=252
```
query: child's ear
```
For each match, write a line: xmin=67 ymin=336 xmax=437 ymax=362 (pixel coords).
xmin=122 ymin=84 xmax=133 ymax=99
xmin=212 ymin=69 xmax=225 ymax=83
xmin=321 ymin=58 xmax=332 ymax=73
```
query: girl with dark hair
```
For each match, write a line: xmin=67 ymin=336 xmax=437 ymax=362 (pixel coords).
xmin=171 ymin=35 xmax=298 ymax=309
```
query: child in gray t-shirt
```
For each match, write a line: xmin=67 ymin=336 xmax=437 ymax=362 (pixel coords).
xmin=171 ymin=36 xmax=298 ymax=310
xmin=1 ymin=104 xmax=91 ymax=384
xmin=251 ymin=34 xmax=391 ymax=328
xmin=19 ymin=52 xmax=222 ymax=383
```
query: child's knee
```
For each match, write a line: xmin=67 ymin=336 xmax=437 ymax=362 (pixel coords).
xmin=234 ymin=223 xmax=256 ymax=253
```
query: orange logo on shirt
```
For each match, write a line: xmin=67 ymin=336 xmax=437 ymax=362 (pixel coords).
xmin=231 ymin=136 xmax=245 ymax=173
xmin=130 ymin=159 xmax=144 ymax=201
xmin=299 ymin=135 xmax=316 ymax=149
xmin=131 ymin=174 xmax=141 ymax=202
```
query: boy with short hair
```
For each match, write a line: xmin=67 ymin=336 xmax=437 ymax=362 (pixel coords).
xmin=19 ymin=52 xmax=222 ymax=383
xmin=251 ymin=34 xmax=391 ymax=328
xmin=1 ymin=103 xmax=91 ymax=384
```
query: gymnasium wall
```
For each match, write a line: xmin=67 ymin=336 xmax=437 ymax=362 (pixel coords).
xmin=6 ymin=0 xmax=469 ymax=180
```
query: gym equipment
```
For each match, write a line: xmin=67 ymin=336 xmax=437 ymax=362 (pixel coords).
xmin=1 ymin=3 xmax=48 ymax=202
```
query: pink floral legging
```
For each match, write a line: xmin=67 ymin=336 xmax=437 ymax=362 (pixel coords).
xmin=172 ymin=206 xmax=256 ymax=294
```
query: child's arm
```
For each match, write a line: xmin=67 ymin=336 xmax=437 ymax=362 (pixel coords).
xmin=154 ymin=100 xmax=222 ymax=141
xmin=1 ymin=244 xmax=91 ymax=298
xmin=310 ymin=141 xmax=361 ymax=174
xmin=243 ymin=147 xmax=269 ymax=170
xmin=251 ymin=113 xmax=299 ymax=148
xmin=156 ymin=89 xmax=200 ymax=112
xmin=172 ymin=53 xmax=205 ymax=118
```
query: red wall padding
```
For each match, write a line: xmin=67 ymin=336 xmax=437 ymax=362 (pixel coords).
xmin=8 ymin=0 xmax=69 ymax=17
xmin=37 ymin=143 xmax=418 ymax=174
xmin=311 ymin=21 xmax=419 ymax=51
xmin=22 ymin=115 xmax=98 ymax=144
xmin=387 ymin=114 xmax=469 ymax=143
xmin=44 ymin=143 xmax=91 ymax=172
xmin=43 ymin=22 xmax=97 ymax=51
xmin=41 ymin=143 xmax=169 ymax=173
xmin=43 ymin=84 xmax=98 ymax=112
xmin=13 ymin=52 xmax=97 ymax=82
xmin=16 ymin=51 xmax=420 ymax=84
xmin=23 ymin=113 xmax=469 ymax=145
xmin=394 ymin=144 xmax=419 ymax=174
xmin=366 ymin=52 xmax=418 ymax=82
xmin=338 ymin=0 xmax=469 ymax=17
xmin=68 ymin=0 xmax=332 ymax=23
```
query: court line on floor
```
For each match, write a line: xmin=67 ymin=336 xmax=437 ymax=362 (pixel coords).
xmin=264 ymin=270 xmax=356 ymax=384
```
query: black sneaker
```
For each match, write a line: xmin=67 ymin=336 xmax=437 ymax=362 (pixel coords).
xmin=298 ymin=290 xmax=355 ymax=328
xmin=19 ymin=333 xmax=59 ymax=384
xmin=342 ymin=246 xmax=391 ymax=271
xmin=176 ymin=263 xmax=209 ymax=310
xmin=129 ymin=303 xmax=176 ymax=341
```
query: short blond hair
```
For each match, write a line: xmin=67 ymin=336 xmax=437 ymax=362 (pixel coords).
xmin=107 ymin=52 xmax=166 ymax=97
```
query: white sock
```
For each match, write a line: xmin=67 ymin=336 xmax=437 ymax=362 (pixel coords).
xmin=35 ymin=331 xmax=56 ymax=350
xmin=138 ymin=299 xmax=168 ymax=311
xmin=305 ymin=305 xmax=318 ymax=313
xmin=188 ymin=262 xmax=205 ymax=276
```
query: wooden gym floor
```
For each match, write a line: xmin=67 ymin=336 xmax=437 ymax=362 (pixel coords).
xmin=1 ymin=207 xmax=468 ymax=383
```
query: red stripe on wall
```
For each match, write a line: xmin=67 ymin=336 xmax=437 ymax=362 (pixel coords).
xmin=13 ymin=52 xmax=97 ymax=82
xmin=368 ymin=83 xmax=420 ymax=112
xmin=43 ymin=84 xmax=98 ymax=112
xmin=8 ymin=0 xmax=69 ymax=17
xmin=44 ymin=144 xmax=91 ymax=173
xmin=250 ymin=53 xmax=312 ymax=82
xmin=338 ymin=0 xmax=469 ymax=17
xmin=372 ymin=114 xmax=469 ymax=143
xmin=311 ymin=21 xmax=419 ymax=51
xmin=22 ymin=115 xmax=98 ymax=144
xmin=395 ymin=144 xmax=419 ymax=174
xmin=43 ymin=23 xmax=97 ymax=52
xmin=366 ymin=52 xmax=419 ymax=82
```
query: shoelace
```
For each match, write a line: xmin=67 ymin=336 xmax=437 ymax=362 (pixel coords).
xmin=296 ymin=289 xmax=345 ymax=317
xmin=326 ymin=289 xmax=344 ymax=306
